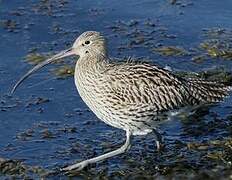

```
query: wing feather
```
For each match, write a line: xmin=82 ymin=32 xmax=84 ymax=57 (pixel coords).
xmin=103 ymin=63 xmax=188 ymax=112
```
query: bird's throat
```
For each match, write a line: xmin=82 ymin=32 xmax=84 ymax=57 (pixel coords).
xmin=76 ymin=55 xmax=108 ymax=74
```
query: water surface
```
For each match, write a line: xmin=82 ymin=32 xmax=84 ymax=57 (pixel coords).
xmin=0 ymin=0 xmax=232 ymax=178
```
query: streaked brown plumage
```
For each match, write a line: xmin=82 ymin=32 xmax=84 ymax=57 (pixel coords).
xmin=11 ymin=31 xmax=231 ymax=172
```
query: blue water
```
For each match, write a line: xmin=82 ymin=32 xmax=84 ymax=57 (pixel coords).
xmin=0 ymin=0 xmax=232 ymax=178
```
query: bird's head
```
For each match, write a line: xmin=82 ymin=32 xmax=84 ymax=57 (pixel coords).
xmin=72 ymin=31 xmax=107 ymax=58
xmin=10 ymin=31 xmax=107 ymax=94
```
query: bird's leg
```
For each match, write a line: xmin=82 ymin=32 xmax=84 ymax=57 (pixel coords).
xmin=61 ymin=130 xmax=132 ymax=172
xmin=152 ymin=129 xmax=163 ymax=151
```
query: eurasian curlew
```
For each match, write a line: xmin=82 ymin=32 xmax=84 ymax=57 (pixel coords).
xmin=11 ymin=31 xmax=231 ymax=172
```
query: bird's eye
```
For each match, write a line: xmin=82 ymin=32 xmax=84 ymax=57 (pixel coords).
xmin=85 ymin=40 xmax=90 ymax=45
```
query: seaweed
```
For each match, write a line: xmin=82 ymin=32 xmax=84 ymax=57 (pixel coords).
xmin=0 ymin=157 xmax=49 ymax=178
xmin=52 ymin=65 xmax=75 ymax=79
xmin=153 ymin=46 xmax=189 ymax=56
xmin=24 ymin=53 xmax=48 ymax=65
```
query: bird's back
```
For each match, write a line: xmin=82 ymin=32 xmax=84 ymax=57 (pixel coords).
xmin=104 ymin=62 xmax=231 ymax=105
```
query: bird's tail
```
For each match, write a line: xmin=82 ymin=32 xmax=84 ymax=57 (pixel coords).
xmin=187 ymin=79 xmax=231 ymax=104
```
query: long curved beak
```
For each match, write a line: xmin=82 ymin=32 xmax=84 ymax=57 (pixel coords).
xmin=10 ymin=48 xmax=75 ymax=95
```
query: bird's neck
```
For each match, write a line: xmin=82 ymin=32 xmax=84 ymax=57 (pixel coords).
xmin=76 ymin=54 xmax=109 ymax=74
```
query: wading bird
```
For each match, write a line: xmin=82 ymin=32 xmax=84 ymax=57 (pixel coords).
xmin=11 ymin=31 xmax=231 ymax=172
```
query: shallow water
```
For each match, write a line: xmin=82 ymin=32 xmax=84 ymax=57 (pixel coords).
xmin=0 ymin=0 xmax=232 ymax=179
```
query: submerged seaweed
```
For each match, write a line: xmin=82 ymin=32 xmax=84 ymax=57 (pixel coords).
xmin=197 ymin=28 xmax=232 ymax=61
xmin=24 ymin=53 xmax=48 ymax=65
xmin=52 ymin=65 xmax=75 ymax=79
xmin=0 ymin=157 xmax=49 ymax=178
xmin=153 ymin=46 xmax=189 ymax=56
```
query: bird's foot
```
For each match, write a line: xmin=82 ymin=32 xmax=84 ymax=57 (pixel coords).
xmin=156 ymin=140 xmax=164 ymax=152
xmin=61 ymin=160 xmax=89 ymax=173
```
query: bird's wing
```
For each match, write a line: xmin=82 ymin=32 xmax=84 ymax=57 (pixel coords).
xmin=103 ymin=63 xmax=189 ymax=112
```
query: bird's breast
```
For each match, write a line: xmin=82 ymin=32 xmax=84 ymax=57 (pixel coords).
xmin=74 ymin=63 xmax=124 ymax=129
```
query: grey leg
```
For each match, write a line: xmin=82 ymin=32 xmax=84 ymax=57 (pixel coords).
xmin=152 ymin=130 xmax=163 ymax=151
xmin=61 ymin=130 xmax=132 ymax=172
